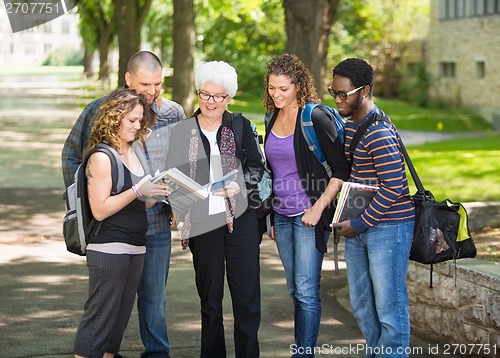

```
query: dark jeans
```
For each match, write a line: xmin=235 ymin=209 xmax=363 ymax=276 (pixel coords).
xmin=189 ymin=209 xmax=261 ymax=358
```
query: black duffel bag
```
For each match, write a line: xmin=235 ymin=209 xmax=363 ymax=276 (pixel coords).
xmin=409 ymin=189 xmax=476 ymax=265
xmin=400 ymin=144 xmax=476 ymax=287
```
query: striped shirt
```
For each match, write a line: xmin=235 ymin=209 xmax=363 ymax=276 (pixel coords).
xmin=344 ymin=107 xmax=415 ymax=234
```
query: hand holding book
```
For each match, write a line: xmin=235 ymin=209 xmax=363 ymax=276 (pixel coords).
xmin=331 ymin=182 xmax=379 ymax=224
xmin=211 ymin=180 xmax=241 ymax=198
xmin=150 ymin=168 xmax=238 ymax=213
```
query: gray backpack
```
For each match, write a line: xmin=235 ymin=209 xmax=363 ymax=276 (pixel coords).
xmin=63 ymin=142 xmax=150 ymax=255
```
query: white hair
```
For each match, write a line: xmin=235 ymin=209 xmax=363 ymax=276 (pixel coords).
xmin=194 ymin=61 xmax=238 ymax=97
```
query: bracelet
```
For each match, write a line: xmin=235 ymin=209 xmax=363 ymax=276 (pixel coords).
xmin=135 ymin=184 xmax=143 ymax=197
xmin=131 ymin=184 xmax=141 ymax=198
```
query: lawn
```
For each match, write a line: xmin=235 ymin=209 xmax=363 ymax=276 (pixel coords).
xmin=406 ymin=135 xmax=500 ymax=202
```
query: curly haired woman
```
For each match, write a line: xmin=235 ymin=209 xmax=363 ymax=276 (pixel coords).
xmin=73 ymin=88 xmax=168 ymax=358
xmin=263 ymin=54 xmax=350 ymax=357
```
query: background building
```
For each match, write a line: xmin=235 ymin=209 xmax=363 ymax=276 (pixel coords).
xmin=0 ymin=5 xmax=80 ymax=66
xmin=425 ymin=0 xmax=500 ymax=128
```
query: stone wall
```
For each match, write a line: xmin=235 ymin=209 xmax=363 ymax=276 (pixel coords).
xmin=407 ymin=201 xmax=500 ymax=357
xmin=408 ymin=260 xmax=500 ymax=357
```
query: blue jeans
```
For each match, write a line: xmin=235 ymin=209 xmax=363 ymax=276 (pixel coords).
xmin=137 ymin=230 xmax=172 ymax=358
xmin=344 ymin=221 xmax=414 ymax=358
xmin=274 ymin=213 xmax=329 ymax=358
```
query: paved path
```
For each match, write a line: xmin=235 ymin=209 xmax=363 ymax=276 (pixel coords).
xmin=0 ymin=228 xmax=456 ymax=358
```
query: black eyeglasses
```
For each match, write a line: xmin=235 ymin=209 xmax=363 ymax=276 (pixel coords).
xmin=198 ymin=91 xmax=229 ymax=103
xmin=327 ymin=85 xmax=365 ymax=101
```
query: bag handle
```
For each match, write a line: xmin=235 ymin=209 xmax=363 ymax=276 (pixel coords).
xmin=397 ymin=139 xmax=424 ymax=192
xmin=349 ymin=112 xmax=428 ymax=196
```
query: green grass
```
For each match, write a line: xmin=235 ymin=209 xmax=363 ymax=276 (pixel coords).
xmin=371 ymin=98 xmax=492 ymax=132
xmin=406 ymin=135 xmax=500 ymax=202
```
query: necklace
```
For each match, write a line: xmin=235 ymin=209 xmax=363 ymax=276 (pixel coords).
xmin=281 ymin=115 xmax=295 ymax=129
xmin=279 ymin=107 xmax=298 ymax=130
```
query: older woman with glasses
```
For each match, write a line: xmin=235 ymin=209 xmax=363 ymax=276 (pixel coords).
xmin=166 ymin=61 xmax=264 ymax=358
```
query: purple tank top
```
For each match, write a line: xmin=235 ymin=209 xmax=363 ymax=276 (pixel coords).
xmin=264 ymin=131 xmax=311 ymax=216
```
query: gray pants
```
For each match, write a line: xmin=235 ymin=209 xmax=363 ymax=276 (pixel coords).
xmin=74 ymin=251 xmax=145 ymax=358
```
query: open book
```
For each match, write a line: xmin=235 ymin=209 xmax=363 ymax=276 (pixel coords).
xmin=151 ymin=168 xmax=238 ymax=213
xmin=332 ymin=182 xmax=379 ymax=224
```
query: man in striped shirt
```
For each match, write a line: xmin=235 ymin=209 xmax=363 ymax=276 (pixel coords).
xmin=330 ymin=58 xmax=415 ymax=358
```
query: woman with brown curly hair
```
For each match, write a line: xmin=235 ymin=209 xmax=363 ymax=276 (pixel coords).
xmin=263 ymin=54 xmax=350 ymax=357
xmin=74 ymin=88 xmax=168 ymax=358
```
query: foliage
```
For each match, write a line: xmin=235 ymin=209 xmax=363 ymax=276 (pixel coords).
xmin=193 ymin=0 xmax=285 ymax=96
xmin=77 ymin=0 xmax=115 ymax=49
xmin=144 ymin=0 xmax=285 ymax=95
xmin=397 ymin=62 xmax=431 ymax=107
xmin=42 ymin=47 xmax=83 ymax=66
xmin=327 ymin=0 xmax=430 ymax=97
xmin=91 ymin=0 xmax=434 ymax=102
xmin=76 ymin=0 xmax=116 ymax=80
xmin=144 ymin=0 xmax=174 ymax=67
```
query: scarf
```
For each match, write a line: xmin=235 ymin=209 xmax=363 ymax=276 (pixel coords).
xmin=181 ymin=124 xmax=238 ymax=249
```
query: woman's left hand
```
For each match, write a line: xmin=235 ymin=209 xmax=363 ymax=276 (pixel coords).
xmin=212 ymin=181 xmax=240 ymax=199
xmin=302 ymin=207 xmax=322 ymax=227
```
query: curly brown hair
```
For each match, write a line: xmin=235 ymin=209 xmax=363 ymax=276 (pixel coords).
xmin=84 ymin=88 xmax=150 ymax=158
xmin=262 ymin=53 xmax=320 ymax=113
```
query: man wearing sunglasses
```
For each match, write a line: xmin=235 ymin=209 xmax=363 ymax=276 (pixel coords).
xmin=329 ymin=58 xmax=415 ymax=358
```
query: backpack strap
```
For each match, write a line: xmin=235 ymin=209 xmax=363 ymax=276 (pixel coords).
xmin=315 ymin=104 xmax=345 ymax=145
xmin=76 ymin=143 xmax=123 ymax=243
xmin=231 ymin=112 xmax=266 ymax=165
xmin=231 ymin=112 xmax=244 ymax=151
xmin=300 ymin=103 xmax=332 ymax=178
xmin=93 ymin=143 xmax=124 ymax=195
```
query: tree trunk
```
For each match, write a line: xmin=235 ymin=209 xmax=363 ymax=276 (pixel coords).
xmin=283 ymin=0 xmax=339 ymax=99
xmin=98 ymin=28 xmax=111 ymax=83
xmin=114 ymin=0 xmax=153 ymax=86
xmin=83 ymin=46 xmax=94 ymax=79
xmin=173 ymin=0 xmax=195 ymax=115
